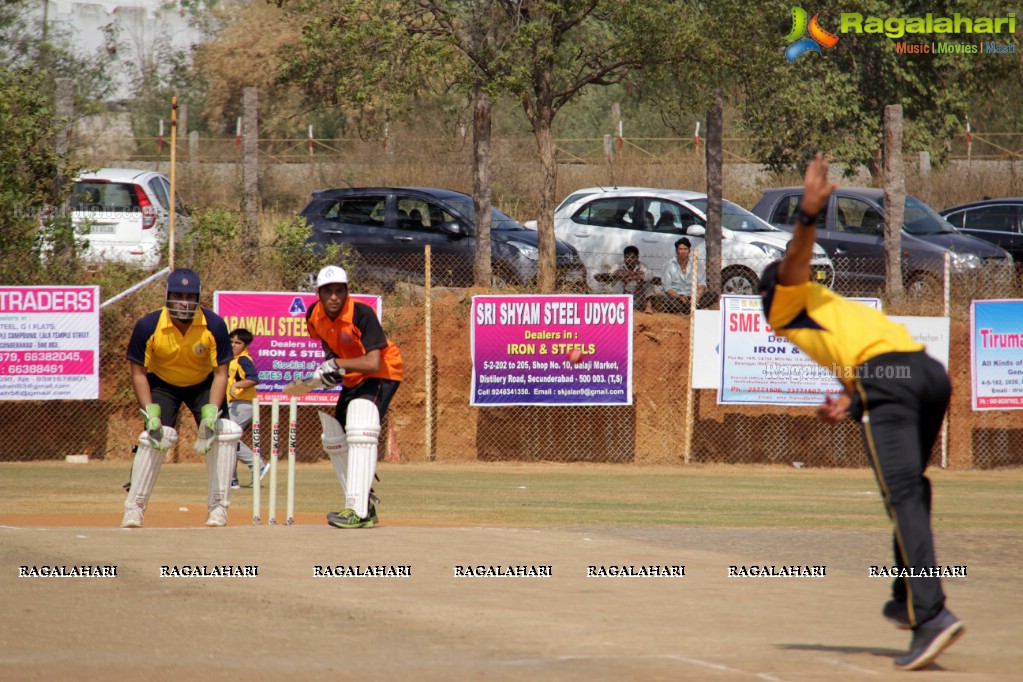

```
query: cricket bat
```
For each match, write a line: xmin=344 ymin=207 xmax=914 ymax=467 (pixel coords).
xmin=282 ymin=374 xmax=325 ymax=396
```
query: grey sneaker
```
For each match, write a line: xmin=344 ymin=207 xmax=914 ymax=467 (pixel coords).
xmin=883 ymin=600 xmax=912 ymax=630
xmin=894 ymin=608 xmax=965 ymax=671
xmin=121 ymin=506 xmax=144 ymax=528
xmin=326 ymin=508 xmax=374 ymax=529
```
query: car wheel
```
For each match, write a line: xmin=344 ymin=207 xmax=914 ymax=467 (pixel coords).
xmin=721 ymin=266 xmax=758 ymax=295
xmin=905 ymin=273 xmax=941 ymax=299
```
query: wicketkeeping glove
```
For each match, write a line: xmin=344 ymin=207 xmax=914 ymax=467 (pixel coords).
xmin=139 ymin=403 xmax=170 ymax=451
xmin=313 ymin=359 xmax=345 ymax=388
xmin=194 ymin=403 xmax=220 ymax=455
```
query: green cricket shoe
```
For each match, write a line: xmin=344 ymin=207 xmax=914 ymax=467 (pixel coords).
xmin=326 ymin=506 xmax=376 ymax=529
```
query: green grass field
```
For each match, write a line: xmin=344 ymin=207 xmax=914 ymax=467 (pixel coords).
xmin=2 ymin=461 xmax=1020 ymax=531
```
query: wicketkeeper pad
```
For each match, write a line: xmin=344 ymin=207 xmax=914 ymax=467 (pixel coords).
xmin=207 ymin=419 xmax=242 ymax=511
xmin=319 ymin=411 xmax=348 ymax=497
xmin=125 ymin=427 xmax=178 ymax=510
xmin=345 ymin=399 xmax=380 ymax=519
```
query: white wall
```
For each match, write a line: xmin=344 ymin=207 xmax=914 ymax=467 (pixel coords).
xmin=41 ymin=0 xmax=206 ymax=99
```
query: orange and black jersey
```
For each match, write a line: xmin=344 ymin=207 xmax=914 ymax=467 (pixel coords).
xmin=126 ymin=307 xmax=233 ymax=387
xmin=766 ymin=281 xmax=922 ymax=392
xmin=306 ymin=299 xmax=403 ymax=388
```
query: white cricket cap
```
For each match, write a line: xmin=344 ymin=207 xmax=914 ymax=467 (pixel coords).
xmin=316 ymin=265 xmax=348 ymax=288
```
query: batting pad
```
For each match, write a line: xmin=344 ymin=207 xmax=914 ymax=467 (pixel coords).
xmin=207 ymin=419 xmax=242 ymax=510
xmin=319 ymin=411 xmax=348 ymax=498
xmin=345 ymin=399 xmax=381 ymax=519
xmin=125 ymin=427 xmax=178 ymax=509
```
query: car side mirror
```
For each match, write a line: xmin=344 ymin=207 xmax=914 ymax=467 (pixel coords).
xmin=687 ymin=224 xmax=706 ymax=237
xmin=441 ymin=220 xmax=466 ymax=236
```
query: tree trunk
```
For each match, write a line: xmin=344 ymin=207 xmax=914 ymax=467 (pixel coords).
xmin=704 ymin=93 xmax=723 ymax=301
xmin=472 ymin=81 xmax=493 ymax=287
xmin=533 ymin=104 xmax=558 ymax=293
xmin=883 ymin=104 xmax=905 ymax=302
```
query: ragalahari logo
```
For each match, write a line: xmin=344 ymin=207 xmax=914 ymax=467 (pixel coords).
xmin=785 ymin=7 xmax=839 ymax=62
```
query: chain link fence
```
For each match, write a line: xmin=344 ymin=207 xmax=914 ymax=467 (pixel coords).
xmin=1 ymin=248 xmax=1021 ymax=469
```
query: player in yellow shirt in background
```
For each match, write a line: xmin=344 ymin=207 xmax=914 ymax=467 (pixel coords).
xmin=226 ymin=328 xmax=268 ymax=488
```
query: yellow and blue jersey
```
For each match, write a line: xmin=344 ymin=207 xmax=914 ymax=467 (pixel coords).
xmin=127 ymin=307 xmax=233 ymax=387
xmin=228 ymin=349 xmax=259 ymax=402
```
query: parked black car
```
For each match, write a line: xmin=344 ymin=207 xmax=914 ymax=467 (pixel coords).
xmin=939 ymin=198 xmax=1023 ymax=270
xmin=301 ymin=187 xmax=587 ymax=288
xmin=751 ymin=187 xmax=1013 ymax=296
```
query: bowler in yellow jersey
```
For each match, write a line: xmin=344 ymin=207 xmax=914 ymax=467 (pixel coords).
xmin=758 ymin=154 xmax=964 ymax=671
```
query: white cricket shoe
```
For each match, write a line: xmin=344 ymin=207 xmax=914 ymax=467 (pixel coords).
xmin=205 ymin=506 xmax=228 ymax=527
xmin=121 ymin=507 xmax=144 ymax=528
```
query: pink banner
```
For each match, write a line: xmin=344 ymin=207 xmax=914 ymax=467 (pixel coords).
xmin=0 ymin=288 xmax=97 ymax=313
xmin=0 ymin=286 xmax=100 ymax=401
xmin=0 ymin=350 xmax=94 ymax=376
xmin=214 ymin=291 xmax=380 ymax=405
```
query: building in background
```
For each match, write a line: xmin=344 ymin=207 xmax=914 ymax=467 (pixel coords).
xmin=38 ymin=0 xmax=206 ymax=100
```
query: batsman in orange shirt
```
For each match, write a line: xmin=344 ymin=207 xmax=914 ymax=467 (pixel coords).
xmin=306 ymin=265 xmax=403 ymax=529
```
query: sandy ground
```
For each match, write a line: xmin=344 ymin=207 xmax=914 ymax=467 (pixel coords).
xmin=1 ymin=521 xmax=1019 ymax=681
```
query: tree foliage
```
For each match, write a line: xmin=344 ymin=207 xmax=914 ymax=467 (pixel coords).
xmin=637 ymin=0 xmax=1020 ymax=177
xmin=728 ymin=0 xmax=1015 ymax=176
xmin=193 ymin=1 xmax=309 ymax=136
xmin=477 ymin=0 xmax=683 ymax=290
xmin=273 ymin=0 xmax=458 ymax=138
xmin=0 ymin=66 xmax=83 ymax=284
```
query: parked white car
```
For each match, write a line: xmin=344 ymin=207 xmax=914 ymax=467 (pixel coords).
xmin=69 ymin=168 xmax=186 ymax=268
xmin=527 ymin=187 xmax=835 ymax=293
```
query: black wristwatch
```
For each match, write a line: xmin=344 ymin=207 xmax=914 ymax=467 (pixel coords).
xmin=793 ymin=206 xmax=819 ymax=225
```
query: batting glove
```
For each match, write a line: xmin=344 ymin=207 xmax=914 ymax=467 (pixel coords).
xmin=194 ymin=403 xmax=220 ymax=455
xmin=139 ymin=404 xmax=170 ymax=451
xmin=314 ymin=359 xmax=345 ymax=388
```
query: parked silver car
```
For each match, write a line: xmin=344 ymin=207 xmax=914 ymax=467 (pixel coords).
xmin=527 ymin=187 xmax=834 ymax=293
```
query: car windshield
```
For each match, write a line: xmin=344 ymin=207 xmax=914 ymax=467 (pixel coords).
xmin=879 ymin=195 xmax=957 ymax=235
xmin=556 ymin=190 xmax=600 ymax=213
xmin=689 ymin=199 xmax=777 ymax=232
xmin=71 ymin=181 xmax=140 ymax=212
xmin=445 ymin=198 xmax=525 ymax=231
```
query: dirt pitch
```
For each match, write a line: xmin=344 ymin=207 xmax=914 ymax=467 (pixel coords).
xmin=2 ymin=517 xmax=1020 ymax=681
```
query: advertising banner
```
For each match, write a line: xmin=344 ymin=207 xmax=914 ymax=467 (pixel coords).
xmin=214 ymin=291 xmax=381 ymax=405
xmin=0 ymin=286 xmax=100 ymax=401
xmin=971 ymin=299 xmax=1023 ymax=410
xmin=717 ymin=295 xmax=881 ymax=405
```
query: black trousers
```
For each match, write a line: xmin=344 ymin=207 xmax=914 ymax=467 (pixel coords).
xmin=334 ymin=379 xmax=401 ymax=430
xmin=148 ymin=372 xmax=220 ymax=427
xmin=850 ymin=351 xmax=951 ymax=627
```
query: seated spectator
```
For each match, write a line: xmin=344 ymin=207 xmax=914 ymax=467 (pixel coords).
xmin=653 ymin=237 xmax=715 ymax=314
xmin=611 ymin=246 xmax=654 ymax=314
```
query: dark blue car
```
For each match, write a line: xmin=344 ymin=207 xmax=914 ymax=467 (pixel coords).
xmin=301 ymin=187 xmax=587 ymax=289
xmin=751 ymin=186 xmax=1013 ymax=297
xmin=939 ymin=198 xmax=1023 ymax=272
